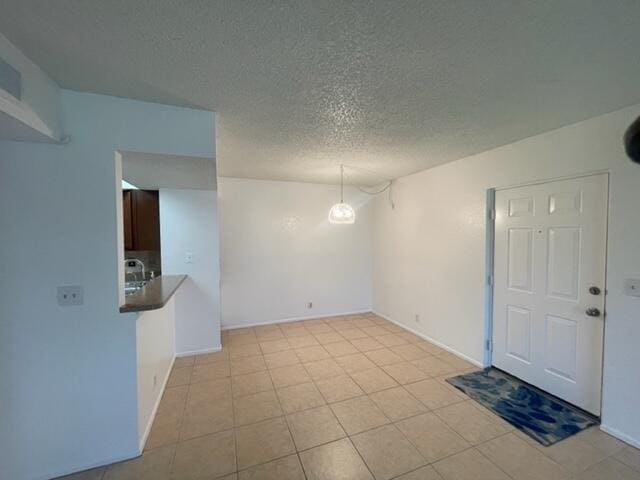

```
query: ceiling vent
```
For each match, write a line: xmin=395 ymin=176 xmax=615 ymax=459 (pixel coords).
xmin=0 ymin=57 xmax=22 ymax=100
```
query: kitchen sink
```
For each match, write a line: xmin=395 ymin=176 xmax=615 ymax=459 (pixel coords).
xmin=125 ymin=280 xmax=148 ymax=296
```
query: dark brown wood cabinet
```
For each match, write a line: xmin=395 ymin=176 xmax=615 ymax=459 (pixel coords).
xmin=123 ymin=190 xmax=160 ymax=251
xmin=123 ymin=190 xmax=134 ymax=250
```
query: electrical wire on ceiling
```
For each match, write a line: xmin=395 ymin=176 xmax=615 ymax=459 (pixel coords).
xmin=341 ymin=164 xmax=395 ymax=209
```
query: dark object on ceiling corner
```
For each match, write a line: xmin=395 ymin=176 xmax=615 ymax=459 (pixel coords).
xmin=624 ymin=116 xmax=640 ymax=164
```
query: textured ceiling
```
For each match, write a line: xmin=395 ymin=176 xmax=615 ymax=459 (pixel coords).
xmin=1 ymin=1 xmax=640 ymax=185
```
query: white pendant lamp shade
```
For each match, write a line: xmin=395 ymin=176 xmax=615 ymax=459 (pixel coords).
xmin=328 ymin=202 xmax=356 ymax=224
xmin=329 ymin=165 xmax=356 ymax=224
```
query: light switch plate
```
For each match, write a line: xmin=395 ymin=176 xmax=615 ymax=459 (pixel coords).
xmin=624 ymin=279 xmax=640 ymax=297
xmin=57 ymin=286 xmax=84 ymax=306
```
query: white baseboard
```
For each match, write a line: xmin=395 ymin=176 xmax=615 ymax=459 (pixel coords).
xmin=600 ymin=424 xmax=640 ymax=449
xmin=138 ymin=355 xmax=175 ymax=454
xmin=176 ymin=345 xmax=222 ymax=357
xmin=221 ymin=309 xmax=372 ymax=330
xmin=372 ymin=310 xmax=484 ymax=368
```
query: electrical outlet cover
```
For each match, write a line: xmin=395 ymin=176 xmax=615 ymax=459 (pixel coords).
xmin=57 ymin=286 xmax=84 ymax=306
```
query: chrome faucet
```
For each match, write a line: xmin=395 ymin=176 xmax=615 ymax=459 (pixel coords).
xmin=125 ymin=258 xmax=146 ymax=282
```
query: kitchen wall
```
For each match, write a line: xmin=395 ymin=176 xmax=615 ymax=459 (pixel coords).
xmin=372 ymin=104 xmax=640 ymax=446
xmin=0 ymin=90 xmax=214 ymax=480
xmin=218 ymin=177 xmax=373 ymax=328
xmin=160 ymin=188 xmax=221 ymax=354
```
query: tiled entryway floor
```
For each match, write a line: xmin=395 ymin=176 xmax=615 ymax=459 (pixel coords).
xmin=62 ymin=314 xmax=640 ymax=480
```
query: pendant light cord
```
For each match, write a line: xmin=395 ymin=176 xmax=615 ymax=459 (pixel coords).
xmin=356 ymin=182 xmax=392 ymax=195
xmin=339 ymin=163 xmax=395 ymax=209
xmin=341 ymin=164 xmax=393 ymax=194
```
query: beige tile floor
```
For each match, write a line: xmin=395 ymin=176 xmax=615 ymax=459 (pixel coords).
xmin=60 ymin=313 xmax=640 ymax=480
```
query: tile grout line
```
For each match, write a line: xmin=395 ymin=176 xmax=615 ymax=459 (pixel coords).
xmin=130 ymin=314 xmax=610 ymax=480
xmin=206 ymin=318 xmax=631 ymax=475
xmin=231 ymin=363 xmax=239 ymax=477
xmin=298 ymin=321 xmax=491 ymax=477
xmin=228 ymin=323 xmax=287 ymax=476
xmin=472 ymin=443 xmax=519 ymax=480
xmin=166 ymin=373 xmax=194 ymax=477
xmin=293 ymin=331 xmax=403 ymax=479
xmin=145 ymin=365 xmax=475 ymax=458
xmin=258 ymin=321 xmax=380 ymax=478
xmin=344 ymin=435 xmax=378 ymax=480
xmin=145 ymin=400 xmax=464 ymax=469
xmin=267 ymin=323 xmax=309 ymax=480
xmin=306 ymin=375 xmax=379 ymax=480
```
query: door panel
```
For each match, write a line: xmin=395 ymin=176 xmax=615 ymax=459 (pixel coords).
xmin=549 ymin=190 xmax=582 ymax=215
xmin=507 ymin=228 xmax=534 ymax=292
xmin=506 ymin=305 xmax=532 ymax=364
xmin=509 ymin=196 xmax=534 ymax=217
xmin=492 ymin=174 xmax=608 ymax=415
xmin=546 ymin=227 xmax=581 ymax=300
xmin=545 ymin=314 xmax=578 ymax=382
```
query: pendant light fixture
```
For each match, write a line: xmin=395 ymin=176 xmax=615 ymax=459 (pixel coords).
xmin=328 ymin=164 xmax=356 ymax=224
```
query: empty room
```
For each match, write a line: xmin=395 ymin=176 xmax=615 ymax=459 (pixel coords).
xmin=2 ymin=2 xmax=640 ymax=479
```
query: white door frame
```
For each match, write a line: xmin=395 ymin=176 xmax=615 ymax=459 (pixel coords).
xmin=483 ymin=171 xmax=610 ymax=412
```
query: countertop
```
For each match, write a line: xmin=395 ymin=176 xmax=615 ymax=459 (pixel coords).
xmin=119 ymin=275 xmax=187 ymax=313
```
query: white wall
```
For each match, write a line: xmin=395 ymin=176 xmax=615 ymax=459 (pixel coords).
xmin=0 ymin=91 xmax=214 ymax=480
xmin=0 ymin=33 xmax=63 ymax=141
xmin=136 ymin=297 xmax=176 ymax=450
xmin=160 ymin=189 xmax=221 ymax=354
xmin=218 ymin=177 xmax=373 ymax=328
xmin=372 ymin=104 xmax=640 ymax=446
xmin=123 ymin=151 xmax=217 ymax=191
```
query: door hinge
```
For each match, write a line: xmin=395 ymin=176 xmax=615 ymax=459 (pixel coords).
xmin=486 ymin=338 xmax=493 ymax=352
xmin=487 ymin=274 xmax=494 ymax=286
xmin=487 ymin=208 xmax=496 ymax=221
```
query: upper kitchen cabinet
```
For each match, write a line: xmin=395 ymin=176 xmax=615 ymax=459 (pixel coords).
xmin=123 ymin=190 xmax=160 ymax=251
xmin=0 ymin=34 xmax=65 ymax=143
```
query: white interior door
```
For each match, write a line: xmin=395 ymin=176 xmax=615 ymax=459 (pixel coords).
xmin=492 ymin=174 xmax=608 ymax=415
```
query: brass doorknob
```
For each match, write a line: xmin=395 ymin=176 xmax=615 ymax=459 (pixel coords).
xmin=585 ymin=307 xmax=601 ymax=317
